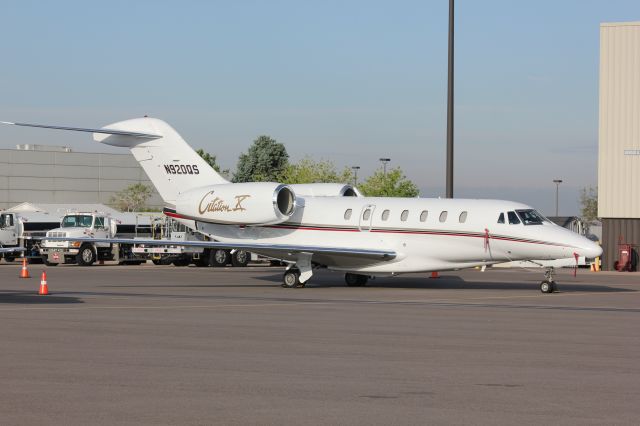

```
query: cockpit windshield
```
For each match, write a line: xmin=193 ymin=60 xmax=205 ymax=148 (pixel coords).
xmin=515 ymin=209 xmax=547 ymax=225
xmin=62 ymin=215 xmax=93 ymax=228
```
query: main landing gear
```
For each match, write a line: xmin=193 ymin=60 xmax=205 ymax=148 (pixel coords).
xmin=540 ymin=267 xmax=558 ymax=294
xmin=281 ymin=253 xmax=313 ymax=288
xmin=282 ymin=268 xmax=304 ymax=288
xmin=279 ymin=251 xmax=372 ymax=289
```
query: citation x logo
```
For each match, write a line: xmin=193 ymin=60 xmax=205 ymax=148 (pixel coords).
xmin=198 ymin=191 xmax=251 ymax=214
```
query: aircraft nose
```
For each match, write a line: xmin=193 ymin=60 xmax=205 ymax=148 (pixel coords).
xmin=576 ymin=239 xmax=603 ymax=259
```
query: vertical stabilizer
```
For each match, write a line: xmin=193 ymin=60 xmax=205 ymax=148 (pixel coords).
xmin=94 ymin=118 xmax=228 ymax=204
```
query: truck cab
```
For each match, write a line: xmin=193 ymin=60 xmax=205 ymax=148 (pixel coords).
xmin=42 ymin=212 xmax=116 ymax=266
xmin=0 ymin=212 xmax=21 ymax=261
xmin=0 ymin=212 xmax=19 ymax=246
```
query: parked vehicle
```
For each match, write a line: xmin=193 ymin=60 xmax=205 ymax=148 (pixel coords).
xmin=41 ymin=211 xmax=153 ymax=266
xmin=133 ymin=216 xmax=253 ymax=267
xmin=0 ymin=210 xmax=61 ymax=262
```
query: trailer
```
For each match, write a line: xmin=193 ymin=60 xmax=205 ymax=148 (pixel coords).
xmin=132 ymin=216 xmax=253 ymax=267
xmin=132 ymin=216 xmax=205 ymax=266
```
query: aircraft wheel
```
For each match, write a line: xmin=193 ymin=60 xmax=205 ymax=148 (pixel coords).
xmin=540 ymin=280 xmax=555 ymax=293
xmin=345 ymin=273 xmax=368 ymax=287
xmin=282 ymin=269 xmax=301 ymax=288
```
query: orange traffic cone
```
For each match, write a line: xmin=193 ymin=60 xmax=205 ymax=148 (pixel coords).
xmin=38 ymin=271 xmax=49 ymax=295
xmin=19 ymin=257 xmax=30 ymax=278
xmin=430 ymin=271 xmax=439 ymax=279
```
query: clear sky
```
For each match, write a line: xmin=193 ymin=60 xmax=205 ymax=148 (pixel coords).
xmin=1 ymin=0 xmax=639 ymax=215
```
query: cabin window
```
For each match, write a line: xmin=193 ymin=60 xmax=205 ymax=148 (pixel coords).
xmin=363 ymin=209 xmax=371 ymax=221
xmin=507 ymin=211 xmax=521 ymax=225
xmin=94 ymin=217 xmax=105 ymax=229
xmin=401 ymin=210 xmax=409 ymax=221
xmin=344 ymin=209 xmax=352 ymax=220
xmin=459 ymin=211 xmax=467 ymax=223
xmin=497 ymin=213 xmax=505 ymax=224
xmin=381 ymin=210 xmax=390 ymax=221
xmin=419 ymin=210 xmax=428 ymax=222
xmin=439 ymin=211 xmax=448 ymax=222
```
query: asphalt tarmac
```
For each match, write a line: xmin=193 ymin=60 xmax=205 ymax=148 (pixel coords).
xmin=0 ymin=262 xmax=638 ymax=425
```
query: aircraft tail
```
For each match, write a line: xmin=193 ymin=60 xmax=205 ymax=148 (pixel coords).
xmin=1 ymin=117 xmax=228 ymax=205
xmin=93 ymin=118 xmax=228 ymax=204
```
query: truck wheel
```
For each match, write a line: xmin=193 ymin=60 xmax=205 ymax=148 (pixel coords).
xmin=4 ymin=255 xmax=15 ymax=263
xmin=77 ymin=245 xmax=96 ymax=266
xmin=231 ymin=250 xmax=250 ymax=267
xmin=211 ymin=249 xmax=230 ymax=267
xmin=172 ymin=259 xmax=190 ymax=267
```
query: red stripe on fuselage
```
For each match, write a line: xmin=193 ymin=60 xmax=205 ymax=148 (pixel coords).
xmin=164 ymin=215 xmax=574 ymax=250
xmin=265 ymin=224 xmax=574 ymax=248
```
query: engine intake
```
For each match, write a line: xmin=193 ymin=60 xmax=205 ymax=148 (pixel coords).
xmin=274 ymin=185 xmax=296 ymax=216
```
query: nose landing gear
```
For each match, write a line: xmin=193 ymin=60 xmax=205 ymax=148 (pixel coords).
xmin=540 ymin=267 xmax=557 ymax=293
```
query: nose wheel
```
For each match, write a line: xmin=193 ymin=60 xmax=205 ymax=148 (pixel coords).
xmin=540 ymin=268 xmax=558 ymax=293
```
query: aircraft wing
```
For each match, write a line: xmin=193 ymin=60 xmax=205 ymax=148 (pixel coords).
xmin=43 ymin=237 xmax=396 ymax=261
xmin=0 ymin=247 xmax=25 ymax=253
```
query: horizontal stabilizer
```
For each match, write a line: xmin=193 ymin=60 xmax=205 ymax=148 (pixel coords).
xmin=0 ymin=121 xmax=161 ymax=139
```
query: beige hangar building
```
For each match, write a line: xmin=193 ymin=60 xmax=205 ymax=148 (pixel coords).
xmin=599 ymin=21 xmax=640 ymax=270
xmin=0 ymin=144 xmax=162 ymax=211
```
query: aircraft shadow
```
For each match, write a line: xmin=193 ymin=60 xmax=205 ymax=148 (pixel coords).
xmin=0 ymin=291 xmax=84 ymax=304
xmin=253 ymin=273 xmax=636 ymax=293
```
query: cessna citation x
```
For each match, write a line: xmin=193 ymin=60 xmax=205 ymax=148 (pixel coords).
xmin=2 ymin=118 xmax=602 ymax=292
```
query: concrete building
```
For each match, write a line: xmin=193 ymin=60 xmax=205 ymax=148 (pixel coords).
xmin=0 ymin=145 xmax=162 ymax=210
xmin=598 ymin=21 xmax=640 ymax=270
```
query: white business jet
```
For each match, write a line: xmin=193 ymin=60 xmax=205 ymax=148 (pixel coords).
xmin=2 ymin=118 xmax=602 ymax=292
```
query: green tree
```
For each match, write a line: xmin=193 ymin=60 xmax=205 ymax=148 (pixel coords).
xmin=110 ymin=183 xmax=153 ymax=212
xmin=580 ymin=186 xmax=598 ymax=222
xmin=358 ymin=167 xmax=419 ymax=197
xmin=196 ymin=148 xmax=230 ymax=179
xmin=280 ymin=157 xmax=353 ymax=184
xmin=233 ymin=135 xmax=289 ymax=182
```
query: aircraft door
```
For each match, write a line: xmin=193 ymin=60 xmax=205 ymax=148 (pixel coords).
xmin=359 ymin=204 xmax=376 ymax=231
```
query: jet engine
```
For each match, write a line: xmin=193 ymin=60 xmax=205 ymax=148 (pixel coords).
xmin=288 ymin=183 xmax=360 ymax=197
xmin=175 ymin=182 xmax=296 ymax=225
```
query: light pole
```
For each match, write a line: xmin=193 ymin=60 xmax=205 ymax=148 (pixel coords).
xmin=351 ymin=166 xmax=360 ymax=186
xmin=553 ymin=179 xmax=563 ymax=216
xmin=446 ymin=0 xmax=454 ymax=198
xmin=379 ymin=158 xmax=391 ymax=176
